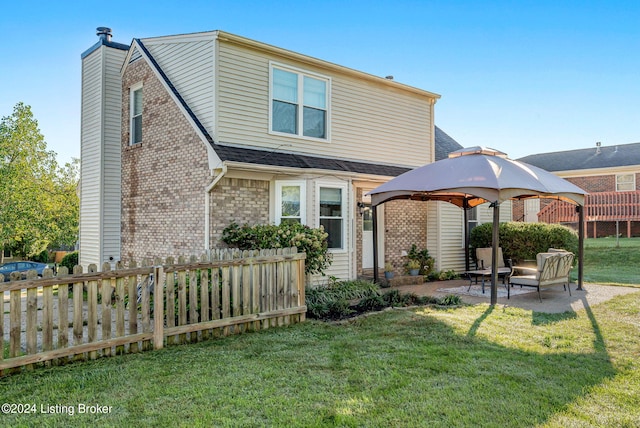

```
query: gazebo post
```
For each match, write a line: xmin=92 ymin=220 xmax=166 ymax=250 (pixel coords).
xmin=490 ymin=201 xmax=500 ymax=306
xmin=372 ymin=204 xmax=379 ymax=284
xmin=463 ymin=199 xmax=470 ymax=271
xmin=577 ymin=204 xmax=584 ymax=290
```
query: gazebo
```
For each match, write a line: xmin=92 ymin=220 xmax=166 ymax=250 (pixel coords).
xmin=368 ymin=147 xmax=587 ymax=305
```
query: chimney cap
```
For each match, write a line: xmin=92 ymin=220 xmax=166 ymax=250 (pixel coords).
xmin=96 ymin=27 xmax=112 ymax=42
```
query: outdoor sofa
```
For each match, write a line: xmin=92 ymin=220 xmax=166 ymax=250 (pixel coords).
xmin=509 ymin=250 xmax=575 ymax=302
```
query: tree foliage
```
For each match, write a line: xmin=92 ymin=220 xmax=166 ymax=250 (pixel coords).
xmin=0 ymin=103 xmax=79 ymax=259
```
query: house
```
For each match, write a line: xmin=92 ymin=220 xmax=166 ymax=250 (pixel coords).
xmin=516 ymin=142 xmax=640 ymax=237
xmin=79 ymin=27 xmax=501 ymax=281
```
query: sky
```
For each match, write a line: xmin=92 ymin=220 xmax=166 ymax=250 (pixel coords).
xmin=1 ymin=0 xmax=638 ymax=166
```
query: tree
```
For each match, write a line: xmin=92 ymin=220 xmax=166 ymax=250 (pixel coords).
xmin=0 ymin=103 xmax=79 ymax=261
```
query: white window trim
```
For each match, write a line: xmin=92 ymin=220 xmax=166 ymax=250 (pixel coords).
xmin=269 ymin=61 xmax=331 ymax=142
xmin=615 ymin=173 xmax=635 ymax=192
xmin=129 ymin=82 xmax=143 ymax=145
xmin=275 ymin=180 xmax=307 ymax=225
xmin=316 ymin=182 xmax=347 ymax=253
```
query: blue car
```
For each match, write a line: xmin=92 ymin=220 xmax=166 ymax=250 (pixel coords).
xmin=0 ymin=261 xmax=50 ymax=281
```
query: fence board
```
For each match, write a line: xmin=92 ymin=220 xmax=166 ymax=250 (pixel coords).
xmin=115 ymin=262 xmax=125 ymax=355
xmin=0 ymin=247 xmax=306 ymax=375
xmin=101 ymin=263 xmax=112 ymax=357
xmin=189 ymin=255 xmax=199 ymax=341
xmin=57 ymin=267 xmax=70 ymax=353
xmin=165 ymin=257 xmax=176 ymax=345
xmin=127 ymin=261 xmax=139 ymax=353
xmin=87 ymin=264 xmax=98 ymax=360
xmin=177 ymin=256 xmax=187 ymax=344
xmin=200 ymin=254 xmax=210 ymax=340
xmin=140 ymin=260 xmax=151 ymax=351
xmin=72 ymin=265 xmax=84 ymax=359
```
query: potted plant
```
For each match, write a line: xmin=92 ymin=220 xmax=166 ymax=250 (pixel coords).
xmin=407 ymin=259 xmax=421 ymax=276
xmin=384 ymin=262 xmax=394 ymax=279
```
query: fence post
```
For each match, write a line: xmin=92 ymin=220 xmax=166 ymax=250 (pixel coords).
xmin=154 ymin=265 xmax=165 ymax=350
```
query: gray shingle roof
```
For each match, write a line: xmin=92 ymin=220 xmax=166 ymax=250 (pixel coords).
xmin=434 ymin=126 xmax=464 ymax=161
xmin=518 ymin=143 xmax=640 ymax=172
xmin=213 ymin=144 xmax=412 ymax=176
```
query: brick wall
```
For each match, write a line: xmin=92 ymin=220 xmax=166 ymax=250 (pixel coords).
xmin=383 ymin=200 xmax=428 ymax=273
xmin=565 ymin=175 xmax=615 ymax=193
xmin=121 ymin=59 xmax=211 ymax=262
xmin=209 ymin=177 xmax=270 ymax=247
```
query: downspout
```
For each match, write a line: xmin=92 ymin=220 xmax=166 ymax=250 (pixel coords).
xmin=204 ymin=164 xmax=227 ymax=251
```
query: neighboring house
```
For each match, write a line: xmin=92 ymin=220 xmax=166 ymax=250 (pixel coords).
xmin=79 ymin=28 xmax=504 ymax=281
xmin=517 ymin=142 xmax=640 ymax=237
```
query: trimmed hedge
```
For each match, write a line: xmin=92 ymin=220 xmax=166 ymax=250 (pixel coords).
xmin=60 ymin=251 xmax=78 ymax=272
xmin=470 ymin=222 xmax=578 ymax=263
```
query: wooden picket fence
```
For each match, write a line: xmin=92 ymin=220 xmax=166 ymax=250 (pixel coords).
xmin=0 ymin=247 xmax=306 ymax=375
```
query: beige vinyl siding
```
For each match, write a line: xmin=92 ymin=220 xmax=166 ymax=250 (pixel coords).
xmin=426 ymin=201 xmax=466 ymax=272
xmin=143 ymin=38 xmax=215 ymax=137
xmin=102 ymin=47 xmax=127 ymax=262
xmin=478 ymin=201 xmax=512 ymax=224
xmin=80 ymin=49 xmax=102 ymax=267
xmin=80 ymin=45 xmax=127 ymax=268
xmin=216 ymin=42 xmax=433 ymax=168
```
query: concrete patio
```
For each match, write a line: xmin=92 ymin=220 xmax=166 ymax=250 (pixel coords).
xmin=392 ymin=278 xmax=640 ymax=313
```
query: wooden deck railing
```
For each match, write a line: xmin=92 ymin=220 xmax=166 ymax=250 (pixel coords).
xmin=1 ymin=248 xmax=305 ymax=375
xmin=538 ymin=191 xmax=640 ymax=224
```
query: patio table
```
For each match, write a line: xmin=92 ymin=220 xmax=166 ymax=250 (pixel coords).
xmin=465 ymin=267 xmax=512 ymax=294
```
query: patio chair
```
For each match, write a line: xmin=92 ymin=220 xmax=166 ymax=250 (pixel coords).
xmin=509 ymin=251 xmax=574 ymax=302
xmin=466 ymin=247 xmax=512 ymax=292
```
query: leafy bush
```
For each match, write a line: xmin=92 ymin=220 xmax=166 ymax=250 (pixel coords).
xmin=427 ymin=270 xmax=460 ymax=281
xmin=60 ymin=251 xmax=78 ymax=272
xmin=470 ymin=222 xmax=578 ymax=264
xmin=306 ymin=278 xmax=441 ymax=319
xmin=438 ymin=294 xmax=462 ymax=306
xmin=222 ymin=222 xmax=331 ymax=276
xmin=403 ymin=244 xmax=435 ymax=275
xmin=305 ymin=279 xmax=379 ymax=319
xmin=354 ymin=293 xmax=387 ymax=312
xmin=33 ymin=249 xmax=50 ymax=263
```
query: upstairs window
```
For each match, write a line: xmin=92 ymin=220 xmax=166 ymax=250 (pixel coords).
xmin=130 ymin=84 xmax=143 ymax=145
xmin=271 ymin=64 xmax=329 ymax=140
xmin=616 ymin=174 xmax=635 ymax=191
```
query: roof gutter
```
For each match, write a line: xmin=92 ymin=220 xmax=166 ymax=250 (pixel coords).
xmin=204 ymin=164 xmax=227 ymax=251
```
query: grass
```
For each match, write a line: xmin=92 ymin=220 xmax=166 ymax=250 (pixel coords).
xmin=582 ymin=237 xmax=640 ymax=285
xmin=2 ymin=291 xmax=640 ymax=427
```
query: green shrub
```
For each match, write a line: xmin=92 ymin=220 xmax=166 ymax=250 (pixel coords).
xmin=305 ymin=279 xmax=379 ymax=319
xmin=354 ymin=293 xmax=387 ymax=312
xmin=222 ymin=222 xmax=331 ymax=276
xmin=33 ymin=249 xmax=50 ymax=263
xmin=60 ymin=251 xmax=78 ymax=271
xmin=403 ymin=244 xmax=435 ymax=275
xmin=438 ymin=294 xmax=462 ymax=306
xmin=470 ymin=222 xmax=578 ymax=264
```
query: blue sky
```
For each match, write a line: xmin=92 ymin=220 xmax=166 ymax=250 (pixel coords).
xmin=1 ymin=0 xmax=638 ymax=165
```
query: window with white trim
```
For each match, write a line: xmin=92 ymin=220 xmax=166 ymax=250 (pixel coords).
xmin=318 ymin=185 xmax=345 ymax=250
xmin=130 ymin=83 xmax=143 ymax=145
xmin=270 ymin=64 xmax=329 ymax=140
xmin=275 ymin=181 xmax=306 ymax=225
xmin=616 ymin=173 xmax=635 ymax=191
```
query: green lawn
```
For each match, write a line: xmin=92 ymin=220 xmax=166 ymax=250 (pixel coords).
xmin=2 ymin=290 xmax=639 ymax=427
xmin=582 ymin=237 xmax=640 ymax=285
